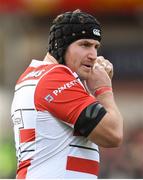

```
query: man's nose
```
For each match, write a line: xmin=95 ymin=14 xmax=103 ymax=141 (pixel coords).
xmin=87 ymin=48 xmax=97 ymax=60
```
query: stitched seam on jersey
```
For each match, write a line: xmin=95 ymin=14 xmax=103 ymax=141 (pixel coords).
xmin=15 ymin=84 xmax=36 ymax=92
xmin=38 ymin=64 xmax=76 ymax=82
xmin=11 ymin=108 xmax=35 ymax=118
xmin=69 ymin=144 xmax=99 ymax=153
xmin=21 ymin=150 xmax=35 ymax=153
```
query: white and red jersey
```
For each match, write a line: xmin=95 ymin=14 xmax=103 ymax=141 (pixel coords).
xmin=11 ymin=59 xmax=100 ymax=178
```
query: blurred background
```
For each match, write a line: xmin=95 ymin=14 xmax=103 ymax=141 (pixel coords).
xmin=0 ymin=0 xmax=143 ymax=178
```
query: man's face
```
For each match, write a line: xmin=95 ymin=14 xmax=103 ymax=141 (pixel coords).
xmin=64 ymin=39 xmax=100 ymax=80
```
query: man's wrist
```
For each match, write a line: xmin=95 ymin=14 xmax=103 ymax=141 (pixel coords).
xmin=94 ymin=86 xmax=113 ymax=97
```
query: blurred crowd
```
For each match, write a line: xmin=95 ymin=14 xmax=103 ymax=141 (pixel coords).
xmin=100 ymin=124 xmax=143 ymax=178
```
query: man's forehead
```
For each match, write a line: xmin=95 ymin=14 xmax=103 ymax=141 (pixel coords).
xmin=75 ymin=39 xmax=100 ymax=45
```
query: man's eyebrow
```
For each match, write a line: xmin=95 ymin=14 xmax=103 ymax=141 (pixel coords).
xmin=84 ymin=40 xmax=100 ymax=44
xmin=77 ymin=40 xmax=100 ymax=46
xmin=85 ymin=40 xmax=101 ymax=47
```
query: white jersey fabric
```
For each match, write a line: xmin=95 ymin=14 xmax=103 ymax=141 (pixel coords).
xmin=11 ymin=57 xmax=100 ymax=179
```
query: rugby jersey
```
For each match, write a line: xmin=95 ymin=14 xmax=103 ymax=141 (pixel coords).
xmin=11 ymin=58 xmax=100 ymax=178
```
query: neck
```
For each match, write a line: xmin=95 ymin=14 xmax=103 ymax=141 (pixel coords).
xmin=43 ymin=52 xmax=58 ymax=64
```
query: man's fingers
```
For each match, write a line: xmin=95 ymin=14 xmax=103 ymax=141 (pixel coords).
xmin=95 ymin=57 xmax=114 ymax=79
xmin=105 ymin=64 xmax=113 ymax=79
xmin=94 ymin=63 xmax=104 ymax=69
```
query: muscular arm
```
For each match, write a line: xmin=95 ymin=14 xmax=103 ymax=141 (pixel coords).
xmin=76 ymin=56 xmax=123 ymax=147
xmin=88 ymin=91 xmax=123 ymax=147
xmin=74 ymin=92 xmax=123 ymax=147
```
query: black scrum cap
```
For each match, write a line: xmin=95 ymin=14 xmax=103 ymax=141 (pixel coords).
xmin=48 ymin=9 xmax=101 ymax=64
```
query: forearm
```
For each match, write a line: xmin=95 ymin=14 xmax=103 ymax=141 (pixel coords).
xmin=88 ymin=91 xmax=123 ymax=147
xmin=86 ymin=57 xmax=123 ymax=147
xmin=96 ymin=91 xmax=122 ymax=120
xmin=97 ymin=91 xmax=123 ymax=132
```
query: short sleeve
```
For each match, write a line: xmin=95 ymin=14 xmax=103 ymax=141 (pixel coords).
xmin=34 ymin=65 xmax=96 ymax=127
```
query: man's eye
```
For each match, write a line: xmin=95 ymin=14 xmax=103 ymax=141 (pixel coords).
xmin=81 ymin=43 xmax=89 ymax=47
xmin=95 ymin=45 xmax=99 ymax=49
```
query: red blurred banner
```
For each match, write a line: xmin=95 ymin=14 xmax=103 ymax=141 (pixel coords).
xmin=0 ymin=0 xmax=143 ymax=15
xmin=0 ymin=0 xmax=24 ymax=13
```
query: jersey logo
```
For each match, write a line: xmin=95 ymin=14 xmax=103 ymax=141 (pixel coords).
xmin=45 ymin=94 xmax=54 ymax=103
xmin=23 ymin=69 xmax=46 ymax=80
xmin=45 ymin=79 xmax=78 ymax=103
xmin=53 ymin=79 xmax=78 ymax=96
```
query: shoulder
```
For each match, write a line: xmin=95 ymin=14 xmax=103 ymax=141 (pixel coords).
xmin=49 ymin=64 xmax=74 ymax=74
xmin=45 ymin=64 xmax=78 ymax=79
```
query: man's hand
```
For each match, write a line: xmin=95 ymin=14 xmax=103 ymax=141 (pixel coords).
xmin=95 ymin=56 xmax=113 ymax=79
xmin=86 ymin=57 xmax=123 ymax=147
xmin=86 ymin=56 xmax=113 ymax=95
